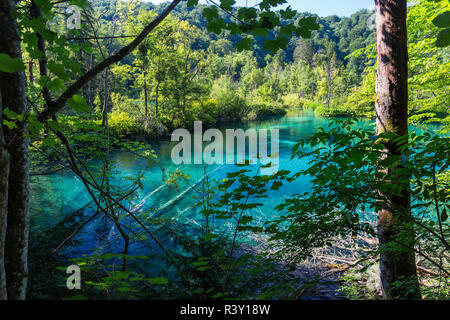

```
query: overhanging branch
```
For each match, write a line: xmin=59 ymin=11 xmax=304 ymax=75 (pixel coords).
xmin=37 ymin=0 xmax=182 ymax=123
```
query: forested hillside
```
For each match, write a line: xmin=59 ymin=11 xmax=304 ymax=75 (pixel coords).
xmin=35 ymin=0 xmax=379 ymax=141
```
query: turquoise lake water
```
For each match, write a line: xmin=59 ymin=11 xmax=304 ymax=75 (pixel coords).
xmin=27 ymin=111 xmax=379 ymax=256
xmin=29 ymin=110 xmax=374 ymax=255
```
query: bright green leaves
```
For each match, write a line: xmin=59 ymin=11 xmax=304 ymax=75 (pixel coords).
xmin=67 ymin=94 xmax=90 ymax=113
xmin=2 ymin=107 xmax=22 ymax=130
xmin=47 ymin=119 xmax=61 ymax=131
xmin=0 ymin=53 xmax=25 ymax=73
xmin=432 ymin=10 xmax=450 ymax=47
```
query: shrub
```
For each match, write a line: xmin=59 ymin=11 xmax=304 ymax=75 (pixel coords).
xmin=110 ymin=92 xmax=142 ymax=119
xmin=251 ymin=101 xmax=287 ymax=119
xmin=302 ymin=100 xmax=323 ymax=110
xmin=315 ymin=104 xmax=355 ymax=117
xmin=281 ymin=93 xmax=304 ymax=109
xmin=108 ymin=111 xmax=140 ymax=137
xmin=186 ymin=98 xmax=219 ymax=127
xmin=211 ymin=76 xmax=250 ymax=122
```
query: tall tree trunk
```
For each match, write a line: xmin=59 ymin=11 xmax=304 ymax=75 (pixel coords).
xmin=28 ymin=61 xmax=34 ymax=84
xmin=143 ymin=72 xmax=148 ymax=121
xmin=101 ymin=69 xmax=110 ymax=127
xmin=0 ymin=0 xmax=30 ymax=300
xmin=87 ymin=53 xmax=93 ymax=106
xmin=155 ymin=81 xmax=160 ymax=121
xmin=0 ymin=90 xmax=9 ymax=300
xmin=375 ymin=0 xmax=420 ymax=299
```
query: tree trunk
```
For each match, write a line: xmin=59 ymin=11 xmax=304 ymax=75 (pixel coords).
xmin=0 ymin=90 xmax=9 ymax=300
xmin=155 ymin=81 xmax=160 ymax=121
xmin=0 ymin=0 xmax=30 ymax=300
xmin=374 ymin=0 xmax=420 ymax=299
xmin=144 ymin=76 xmax=148 ymax=120
xmin=101 ymin=69 xmax=110 ymax=127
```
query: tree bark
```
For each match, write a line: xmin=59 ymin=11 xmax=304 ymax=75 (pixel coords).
xmin=0 ymin=90 xmax=9 ymax=300
xmin=101 ymin=68 xmax=110 ymax=127
xmin=374 ymin=0 xmax=420 ymax=299
xmin=0 ymin=0 xmax=30 ymax=300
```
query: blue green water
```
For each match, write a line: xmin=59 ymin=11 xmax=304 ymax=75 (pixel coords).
xmin=30 ymin=110 xmax=443 ymax=257
xmin=30 ymin=110 xmax=372 ymax=255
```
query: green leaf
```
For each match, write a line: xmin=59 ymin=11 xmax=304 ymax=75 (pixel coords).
xmin=70 ymin=0 xmax=89 ymax=9
xmin=67 ymin=94 xmax=90 ymax=113
xmin=280 ymin=6 xmax=297 ymax=20
xmin=441 ymin=208 xmax=448 ymax=222
xmin=432 ymin=11 xmax=450 ymax=28
xmin=297 ymin=16 xmax=320 ymax=31
xmin=186 ymin=0 xmax=199 ymax=7
xmin=63 ymin=294 xmax=87 ymax=300
xmin=220 ymin=0 xmax=235 ymax=11
xmin=47 ymin=119 xmax=60 ymax=131
xmin=259 ymin=0 xmax=287 ymax=11
xmin=34 ymin=0 xmax=53 ymax=14
xmin=3 ymin=120 xmax=17 ymax=130
xmin=280 ymin=25 xmax=296 ymax=37
xmin=146 ymin=277 xmax=168 ymax=285
xmin=0 ymin=54 xmax=25 ymax=73
xmin=48 ymin=60 xmax=69 ymax=80
xmin=253 ymin=28 xmax=269 ymax=38
xmin=47 ymin=78 xmax=66 ymax=93
xmin=2 ymin=108 xmax=21 ymax=120
xmin=204 ymin=233 xmax=218 ymax=241
xmin=81 ymin=42 xmax=93 ymax=53
xmin=236 ymin=37 xmax=253 ymax=51
xmin=203 ymin=6 xmax=219 ymax=20
xmin=436 ymin=28 xmax=450 ymax=47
